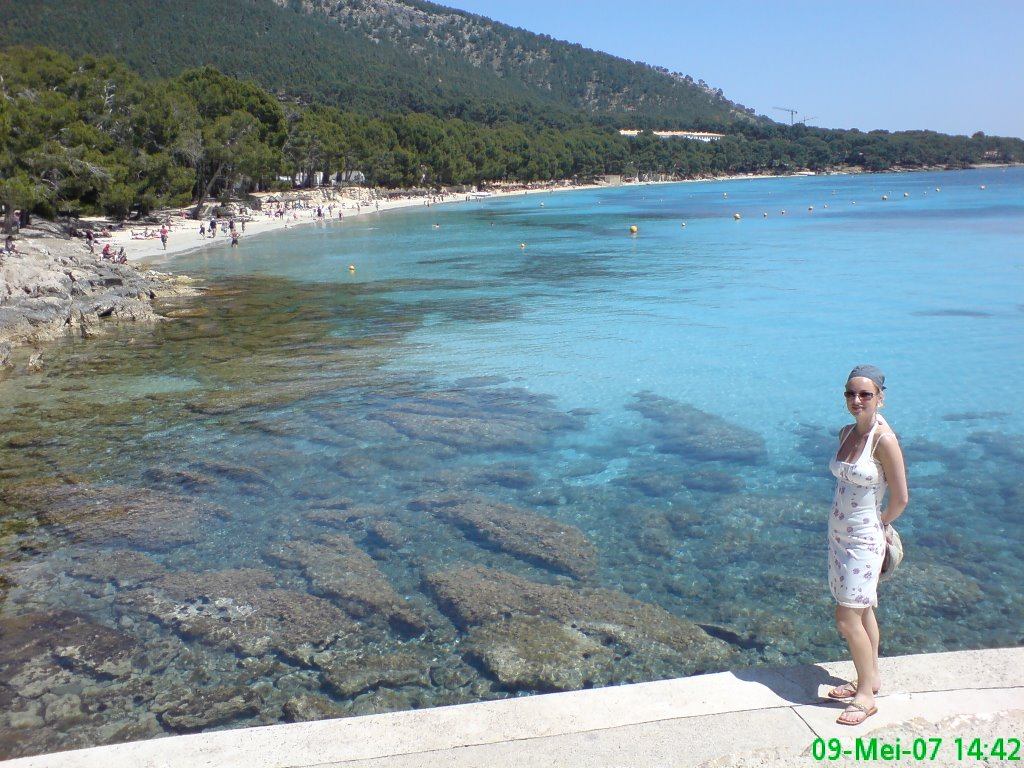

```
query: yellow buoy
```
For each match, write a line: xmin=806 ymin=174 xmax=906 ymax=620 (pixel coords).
xmin=733 ymin=213 xmax=741 ymax=220
xmin=520 ymin=243 xmax=526 ymax=249
xmin=348 ymin=264 xmax=356 ymax=272
xmin=629 ymin=225 xmax=638 ymax=234
xmin=680 ymin=222 xmax=687 ymax=227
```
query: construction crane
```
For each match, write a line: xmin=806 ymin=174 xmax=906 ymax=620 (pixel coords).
xmin=773 ymin=107 xmax=798 ymax=125
xmin=801 ymin=116 xmax=817 ymax=125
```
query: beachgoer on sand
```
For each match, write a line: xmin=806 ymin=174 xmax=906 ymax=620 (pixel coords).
xmin=160 ymin=225 xmax=169 ymax=249
xmin=825 ymin=364 xmax=908 ymax=726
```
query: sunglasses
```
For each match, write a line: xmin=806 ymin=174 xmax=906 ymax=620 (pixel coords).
xmin=844 ymin=390 xmax=876 ymax=401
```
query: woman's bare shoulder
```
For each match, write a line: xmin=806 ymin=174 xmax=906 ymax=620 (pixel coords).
xmin=873 ymin=422 xmax=903 ymax=460
xmin=875 ymin=415 xmax=897 ymax=436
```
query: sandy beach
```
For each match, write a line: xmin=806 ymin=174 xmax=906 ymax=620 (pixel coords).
xmin=98 ymin=182 xmax=609 ymax=264
xmin=104 ymin=190 xmax=421 ymax=263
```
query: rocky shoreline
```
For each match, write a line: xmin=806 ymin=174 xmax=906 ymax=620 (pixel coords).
xmin=0 ymin=220 xmax=199 ymax=370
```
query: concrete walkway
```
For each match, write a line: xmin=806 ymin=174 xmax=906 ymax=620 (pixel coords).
xmin=4 ymin=647 xmax=1022 ymax=768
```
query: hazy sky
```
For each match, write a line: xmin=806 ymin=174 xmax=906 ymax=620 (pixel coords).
xmin=446 ymin=0 xmax=1023 ymax=139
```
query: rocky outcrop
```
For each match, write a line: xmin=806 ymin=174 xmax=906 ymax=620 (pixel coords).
xmin=410 ymin=492 xmax=598 ymax=579
xmin=0 ymin=225 xmax=198 ymax=348
xmin=425 ymin=565 xmax=737 ymax=691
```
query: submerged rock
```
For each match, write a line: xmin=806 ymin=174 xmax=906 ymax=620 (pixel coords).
xmin=412 ymin=463 xmax=540 ymax=495
xmin=887 ymin=561 xmax=984 ymax=620
xmin=620 ymin=470 xmax=682 ymax=498
xmin=67 ymin=549 xmax=167 ymax=588
xmin=465 ymin=616 xmax=614 ymax=692
xmin=142 ymin=466 xmax=220 ymax=492
xmin=627 ymin=392 xmax=767 ymax=463
xmin=701 ymin=493 xmax=820 ymax=555
xmin=425 ymin=565 xmax=737 ymax=690
xmin=679 ymin=469 xmax=745 ymax=493
xmin=187 ymin=459 xmax=272 ymax=488
xmin=265 ymin=535 xmax=427 ymax=637
xmin=305 ymin=502 xmax=389 ymax=530
xmin=319 ymin=653 xmax=431 ymax=698
xmin=0 ymin=610 xmax=139 ymax=685
xmin=116 ymin=568 xmax=359 ymax=664
xmin=186 ymin=377 xmax=353 ymax=416
xmin=154 ymin=685 xmax=260 ymax=733
xmin=0 ymin=482 xmax=225 ymax=552
xmin=410 ymin=492 xmax=598 ymax=579
xmin=282 ymin=694 xmax=349 ymax=723
xmin=370 ymin=387 xmax=585 ymax=453
xmin=634 ymin=510 xmax=678 ymax=557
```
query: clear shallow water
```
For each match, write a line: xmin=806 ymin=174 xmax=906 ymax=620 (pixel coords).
xmin=1 ymin=168 xmax=1022 ymax=756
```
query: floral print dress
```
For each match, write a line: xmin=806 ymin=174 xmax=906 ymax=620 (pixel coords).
xmin=828 ymin=421 xmax=887 ymax=607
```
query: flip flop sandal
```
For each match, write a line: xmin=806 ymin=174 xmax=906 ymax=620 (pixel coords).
xmin=837 ymin=700 xmax=878 ymax=726
xmin=827 ymin=680 xmax=880 ymax=700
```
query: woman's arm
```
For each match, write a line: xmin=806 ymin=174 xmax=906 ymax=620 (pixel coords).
xmin=876 ymin=432 xmax=909 ymax=525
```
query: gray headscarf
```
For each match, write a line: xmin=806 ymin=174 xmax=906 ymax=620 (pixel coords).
xmin=848 ymin=364 xmax=886 ymax=391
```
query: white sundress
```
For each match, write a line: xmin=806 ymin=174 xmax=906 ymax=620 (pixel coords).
xmin=828 ymin=421 xmax=887 ymax=608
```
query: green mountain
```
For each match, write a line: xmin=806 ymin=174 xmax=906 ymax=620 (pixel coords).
xmin=0 ymin=0 xmax=759 ymax=128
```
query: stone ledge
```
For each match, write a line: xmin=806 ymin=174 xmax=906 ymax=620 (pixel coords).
xmin=3 ymin=647 xmax=1021 ymax=768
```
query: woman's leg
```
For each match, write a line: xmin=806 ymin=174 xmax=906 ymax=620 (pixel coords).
xmin=862 ymin=606 xmax=881 ymax=688
xmin=835 ymin=605 xmax=879 ymax=722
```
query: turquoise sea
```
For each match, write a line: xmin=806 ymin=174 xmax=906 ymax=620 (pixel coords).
xmin=1 ymin=167 xmax=1022 ymax=757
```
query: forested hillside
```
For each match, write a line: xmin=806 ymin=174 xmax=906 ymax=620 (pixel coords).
xmin=273 ymin=0 xmax=753 ymax=125
xmin=0 ymin=0 xmax=751 ymax=128
xmin=2 ymin=0 xmax=1022 ymax=227
xmin=2 ymin=44 xmax=1020 ymax=230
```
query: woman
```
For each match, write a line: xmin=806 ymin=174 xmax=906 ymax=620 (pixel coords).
xmin=827 ymin=364 xmax=909 ymax=725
